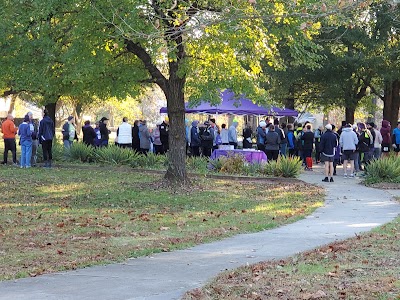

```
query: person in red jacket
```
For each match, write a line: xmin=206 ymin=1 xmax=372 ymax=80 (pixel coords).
xmin=1 ymin=114 xmax=18 ymax=165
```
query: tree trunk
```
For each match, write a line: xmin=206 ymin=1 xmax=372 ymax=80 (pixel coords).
xmin=345 ymin=107 xmax=355 ymax=124
xmin=45 ymin=102 xmax=57 ymax=126
xmin=7 ymin=94 xmax=17 ymax=115
xmin=284 ymin=86 xmax=296 ymax=124
xmin=164 ymin=79 xmax=187 ymax=184
xmin=383 ymin=79 xmax=400 ymax=128
xmin=74 ymin=102 xmax=84 ymax=135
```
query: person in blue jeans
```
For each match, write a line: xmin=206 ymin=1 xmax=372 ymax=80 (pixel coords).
xmin=393 ymin=121 xmax=400 ymax=155
xmin=18 ymin=114 xmax=33 ymax=168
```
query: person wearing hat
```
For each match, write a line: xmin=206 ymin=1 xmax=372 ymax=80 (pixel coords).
xmin=62 ymin=116 xmax=78 ymax=156
xmin=18 ymin=115 xmax=33 ymax=168
xmin=256 ymin=121 xmax=267 ymax=152
xmin=319 ymin=124 xmax=338 ymax=182
xmin=99 ymin=117 xmax=110 ymax=147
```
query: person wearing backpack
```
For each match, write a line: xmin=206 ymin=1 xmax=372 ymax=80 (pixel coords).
xmin=190 ymin=121 xmax=201 ymax=157
xmin=294 ymin=123 xmax=304 ymax=163
xmin=199 ymin=121 xmax=214 ymax=157
xmin=358 ymin=122 xmax=372 ymax=170
xmin=380 ymin=120 xmax=392 ymax=157
xmin=301 ymin=124 xmax=314 ymax=170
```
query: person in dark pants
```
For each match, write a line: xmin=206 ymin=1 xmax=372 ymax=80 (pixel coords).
xmin=190 ymin=121 xmax=201 ymax=157
xmin=265 ymin=124 xmax=281 ymax=161
xmin=99 ymin=117 xmax=110 ymax=147
xmin=82 ymin=120 xmax=97 ymax=146
xmin=301 ymin=124 xmax=315 ymax=170
xmin=256 ymin=121 xmax=267 ymax=153
xmin=159 ymin=119 xmax=169 ymax=154
xmin=132 ymin=120 xmax=140 ymax=152
xmin=242 ymin=123 xmax=253 ymax=149
xmin=1 ymin=114 xmax=18 ymax=165
xmin=314 ymin=125 xmax=323 ymax=163
xmin=38 ymin=109 xmax=55 ymax=168
xmin=199 ymin=121 xmax=214 ymax=157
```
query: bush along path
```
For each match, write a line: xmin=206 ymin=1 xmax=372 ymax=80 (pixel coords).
xmin=0 ymin=166 xmax=399 ymax=300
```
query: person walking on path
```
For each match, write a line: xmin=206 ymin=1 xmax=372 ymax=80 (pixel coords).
xmin=18 ymin=115 xmax=33 ymax=168
xmin=1 ymin=114 xmax=18 ymax=165
xmin=228 ymin=121 xmax=238 ymax=149
xmin=116 ymin=117 xmax=132 ymax=149
xmin=339 ymin=124 xmax=359 ymax=178
xmin=319 ymin=124 xmax=338 ymax=182
xmin=265 ymin=124 xmax=281 ymax=161
xmin=39 ymin=109 xmax=55 ymax=168
xmin=27 ymin=112 xmax=39 ymax=166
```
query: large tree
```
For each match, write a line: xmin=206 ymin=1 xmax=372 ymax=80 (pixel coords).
xmin=1 ymin=0 xmax=364 ymax=183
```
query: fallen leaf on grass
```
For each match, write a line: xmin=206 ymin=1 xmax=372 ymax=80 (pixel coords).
xmin=71 ymin=236 xmax=91 ymax=241
xmin=159 ymin=227 xmax=170 ymax=231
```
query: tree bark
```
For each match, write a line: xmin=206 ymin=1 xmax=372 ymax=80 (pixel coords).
xmin=383 ymin=79 xmax=400 ymax=128
xmin=45 ymin=102 xmax=57 ymax=126
xmin=164 ymin=79 xmax=187 ymax=183
xmin=345 ymin=107 xmax=355 ymax=124
xmin=7 ymin=94 xmax=17 ymax=115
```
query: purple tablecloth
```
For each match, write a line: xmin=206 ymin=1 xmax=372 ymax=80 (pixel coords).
xmin=210 ymin=149 xmax=267 ymax=164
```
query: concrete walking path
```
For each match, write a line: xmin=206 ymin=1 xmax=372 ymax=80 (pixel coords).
xmin=0 ymin=166 xmax=399 ymax=300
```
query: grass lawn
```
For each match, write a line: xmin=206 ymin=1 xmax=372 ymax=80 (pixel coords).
xmin=183 ymin=200 xmax=400 ymax=300
xmin=0 ymin=165 xmax=323 ymax=281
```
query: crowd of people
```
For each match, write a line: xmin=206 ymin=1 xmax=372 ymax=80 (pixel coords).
xmin=2 ymin=110 xmax=400 ymax=174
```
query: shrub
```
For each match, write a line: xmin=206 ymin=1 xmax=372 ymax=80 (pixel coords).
xmin=69 ymin=142 xmax=94 ymax=162
xmin=135 ymin=152 xmax=167 ymax=169
xmin=36 ymin=141 xmax=64 ymax=162
xmin=220 ymin=154 xmax=246 ymax=174
xmin=262 ymin=156 xmax=302 ymax=178
xmin=364 ymin=155 xmax=400 ymax=184
xmin=186 ymin=156 xmax=209 ymax=173
xmin=208 ymin=156 xmax=226 ymax=172
xmin=93 ymin=145 xmax=138 ymax=165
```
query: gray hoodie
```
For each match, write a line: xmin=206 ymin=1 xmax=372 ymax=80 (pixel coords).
xmin=228 ymin=122 xmax=238 ymax=143
xmin=139 ymin=124 xmax=151 ymax=149
xmin=339 ymin=127 xmax=358 ymax=150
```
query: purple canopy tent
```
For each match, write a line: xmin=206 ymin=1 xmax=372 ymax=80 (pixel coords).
xmin=159 ymin=90 xmax=298 ymax=117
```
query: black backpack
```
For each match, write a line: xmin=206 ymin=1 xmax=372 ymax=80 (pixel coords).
xmin=201 ymin=129 xmax=213 ymax=141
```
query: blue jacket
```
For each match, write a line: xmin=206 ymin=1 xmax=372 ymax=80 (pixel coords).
xmin=320 ymin=130 xmax=338 ymax=156
xmin=39 ymin=116 xmax=55 ymax=142
xmin=18 ymin=122 xmax=32 ymax=144
xmin=190 ymin=126 xmax=201 ymax=147
xmin=256 ymin=127 xmax=266 ymax=144
xmin=287 ymin=130 xmax=295 ymax=149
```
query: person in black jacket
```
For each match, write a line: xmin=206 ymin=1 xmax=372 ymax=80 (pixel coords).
xmin=159 ymin=119 xmax=169 ymax=153
xmin=319 ymin=124 xmax=338 ymax=182
xmin=132 ymin=120 xmax=140 ymax=152
xmin=99 ymin=117 xmax=110 ymax=147
xmin=301 ymin=124 xmax=314 ymax=169
xmin=199 ymin=121 xmax=214 ymax=157
xmin=82 ymin=120 xmax=96 ymax=146
xmin=242 ymin=123 xmax=253 ymax=149
xmin=190 ymin=121 xmax=201 ymax=157
xmin=38 ymin=109 xmax=55 ymax=168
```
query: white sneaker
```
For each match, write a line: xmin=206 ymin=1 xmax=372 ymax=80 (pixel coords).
xmin=349 ymin=173 xmax=354 ymax=178
xmin=344 ymin=174 xmax=348 ymax=178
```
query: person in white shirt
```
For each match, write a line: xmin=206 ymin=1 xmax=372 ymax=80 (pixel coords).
xmin=117 ymin=117 xmax=133 ymax=148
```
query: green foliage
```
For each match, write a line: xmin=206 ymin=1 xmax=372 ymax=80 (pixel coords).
xmin=262 ymin=156 xmax=302 ymax=178
xmin=36 ymin=141 xmax=64 ymax=162
xmin=69 ymin=142 xmax=94 ymax=163
xmin=220 ymin=154 xmax=247 ymax=174
xmin=186 ymin=156 xmax=209 ymax=174
xmin=364 ymin=155 xmax=400 ymax=184
xmin=93 ymin=145 xmax=138 ymax=165
xmin=136 ymin=152 xmax=167 ymax=169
